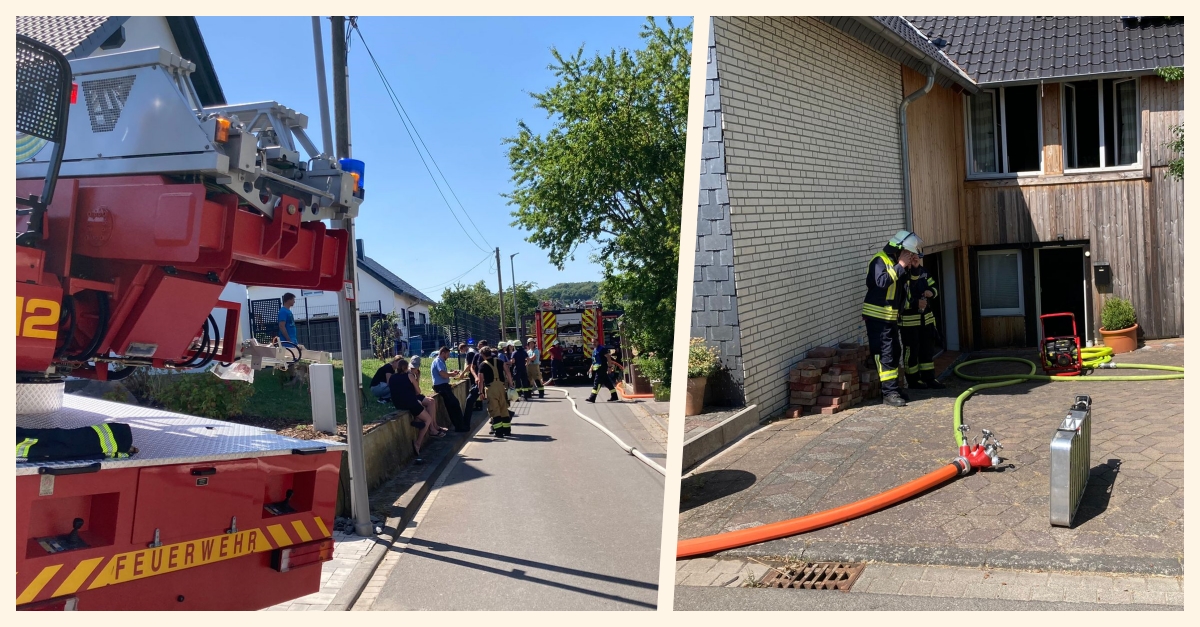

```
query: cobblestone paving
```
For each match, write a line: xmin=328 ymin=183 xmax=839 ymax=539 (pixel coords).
xmin=265 ymin=531 xmax=379 ymax=611
xmin=679 ymin=342 xmax=1184 ymax=575
xmin=675 ymin=557 xmax=1184 ymax=606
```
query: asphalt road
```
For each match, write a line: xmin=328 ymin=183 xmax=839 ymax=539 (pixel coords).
xmin=369 ymin=384 xmax=664 ymax=610
xmin=673 ymin=586 xmax=1182 ymax=611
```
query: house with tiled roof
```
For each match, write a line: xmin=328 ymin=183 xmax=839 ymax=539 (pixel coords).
xmin=246 ymin=240 xmax=436 ymax=356
xmin=692 ymin=16 xmax=1183 ymax=415
xmin=16 ymin=16 xmax=225 ymax=106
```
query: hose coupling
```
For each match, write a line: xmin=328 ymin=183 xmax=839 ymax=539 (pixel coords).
xmin=1098 ymin=362 xmax=1116 ymax=369
xmin=952 ymin=456 xmax=972 ymax=475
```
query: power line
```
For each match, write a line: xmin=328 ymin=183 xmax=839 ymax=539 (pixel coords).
xmin=352 ymin=22 xmax=493 ymax=253
xmin=418 ymin=251 xmax=493 ymax=292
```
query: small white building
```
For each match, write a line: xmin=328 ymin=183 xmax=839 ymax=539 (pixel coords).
xmin=243 ymin=239 xmax=435 ymax=345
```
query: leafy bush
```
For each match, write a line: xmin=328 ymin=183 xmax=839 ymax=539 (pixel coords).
xmin=122 ymin=367 xmax=171 ymax=404
xmin=1101 ymin=296 xmax=1137 ymax=331
xmin=154 ymin=373 xmax=255 ymax=419
xmin=634 ymin=352 xmax=670 ymax=384
xmin=687 ymin=338 xmax=722 ymax=379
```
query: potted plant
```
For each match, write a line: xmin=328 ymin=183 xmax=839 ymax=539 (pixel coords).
xmin=1099 ymin=296 xmax=1138 ymax=354
xmin=686 ymin=338 xmax=721 ymax=416
xmin=633 ymin=353 xmax=671 ymax=402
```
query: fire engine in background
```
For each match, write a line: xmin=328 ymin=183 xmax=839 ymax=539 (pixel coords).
xmin=16 ymin=35 xmax=362 ymax=610
xmin=533 ymin=300 xmax=623 ymax=381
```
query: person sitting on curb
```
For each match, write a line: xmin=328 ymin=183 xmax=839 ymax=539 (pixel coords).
xmin=369 ymin=355 xmax=402 ymax=403
xmin=389 ymin=358 xmax=446 ymax=464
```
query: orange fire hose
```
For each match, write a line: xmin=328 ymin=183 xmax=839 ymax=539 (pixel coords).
xmin=677 ymin=461 xmax=964 ymax=558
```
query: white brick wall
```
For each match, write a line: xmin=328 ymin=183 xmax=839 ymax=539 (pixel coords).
xmin=713 ymin=16 xmax=907 ymax=417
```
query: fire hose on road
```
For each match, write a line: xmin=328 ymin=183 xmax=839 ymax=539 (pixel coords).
xmin=677 ymin=347 xmax=1183 ymax=559
xmin=546 ymin=387 xmax=667 ymax=477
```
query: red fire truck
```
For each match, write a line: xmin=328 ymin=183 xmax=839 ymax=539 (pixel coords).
xmin=533 ymin=300 xmax=622 ymax=380
xmin=16 ymin=35 xmax=360 ymax=610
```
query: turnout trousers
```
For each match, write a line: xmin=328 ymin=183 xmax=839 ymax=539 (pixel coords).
xmin=526 ymin=362 xmax=545 ymax=397
xmin=513 ymin=362 xmax=531 ymax=397
xmin=900 ymin=322 xmax=937 ymax=384
xmin=587 ymin=366 xmax=618 ymax=402
xmin=864 ymin=316 xmax=902 ymax=396
xmin=486 ymin=379 xmax=511 ymax=436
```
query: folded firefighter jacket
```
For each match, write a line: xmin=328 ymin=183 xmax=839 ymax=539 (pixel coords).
xmin=862 ymin=245 xmax=907 ymax=322
xmin=16 ymin=423 xmax=134 ymax=461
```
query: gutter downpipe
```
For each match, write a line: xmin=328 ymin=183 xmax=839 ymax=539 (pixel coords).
xmin=899 ymin=62 xmax=936 ymax=232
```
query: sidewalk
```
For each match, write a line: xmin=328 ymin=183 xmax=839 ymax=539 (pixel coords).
xmin=676 ymin=556 xmax=1184 ymax=608
xmin=679 ymin=342 xmax=1184 ymax=577
xmin=265 ymin=409 xmax=489 ymax=611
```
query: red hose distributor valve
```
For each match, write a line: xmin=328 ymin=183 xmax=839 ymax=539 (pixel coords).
xmin=957 ymin=425 xmax=1003 ymax=470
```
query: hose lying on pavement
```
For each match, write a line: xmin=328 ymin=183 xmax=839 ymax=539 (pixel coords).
xmin=677 ymin=348 xmax=1183 ymax=558
xmin=545 ymin=387 xmax=667 ymax=476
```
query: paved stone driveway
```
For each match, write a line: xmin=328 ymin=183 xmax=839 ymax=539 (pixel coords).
xmin=679 ymin=341 xmax=1184 ymax=575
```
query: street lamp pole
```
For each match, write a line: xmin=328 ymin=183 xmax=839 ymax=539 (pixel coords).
xmin=509 ymin=252 xmax=520 ymax=340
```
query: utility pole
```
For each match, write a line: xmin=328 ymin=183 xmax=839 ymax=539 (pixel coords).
xmin=509 ymin=252 xmax=520 ymax=340
xmin=494 ymin=247 xmax=505 ymax=341
xmin=328 ymin=15 xmax=372 ymax=538
xmin=311 ymin=17 xmax=333 ymax=157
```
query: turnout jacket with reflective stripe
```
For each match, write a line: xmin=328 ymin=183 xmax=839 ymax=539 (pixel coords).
xmin=862 ymin=245 xmax=907 ymax=321
xmin=900 ymin=267 xmax=938 ymax=327
xmin=17 ymin=423 xmax=133 ymax=461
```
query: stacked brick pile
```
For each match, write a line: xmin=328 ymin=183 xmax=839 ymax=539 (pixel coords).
xmin=786 ymin=344 xmax=875 ymax=417
xmin=842 ymin=342 xmax=880 ymax=400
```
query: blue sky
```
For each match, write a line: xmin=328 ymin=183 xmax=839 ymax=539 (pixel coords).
xmin=197 ymin=16 xmax=691 ymax=300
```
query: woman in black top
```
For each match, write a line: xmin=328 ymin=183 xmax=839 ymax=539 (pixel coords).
xmin=369 ymin=356 xmax=401 ymax=402
xmin=388 ymin=358 xmax=446 ymax=462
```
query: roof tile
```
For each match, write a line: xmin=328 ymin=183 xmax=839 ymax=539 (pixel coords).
xmin=906 ymin=16 xmax=1183 ymax=84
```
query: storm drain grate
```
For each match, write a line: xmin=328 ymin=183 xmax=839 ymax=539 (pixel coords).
xmin=761 ymin=562 xmax=867 ymax=590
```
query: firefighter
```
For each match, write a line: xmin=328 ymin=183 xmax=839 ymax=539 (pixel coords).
xmin=863 ymin=230 xmax=922 ymax=407
xmin=477 ymin=347 xmax=512 ymax=437
xmin=526 ymin=338 xmax=546 ymax=398
xmin=512 ymin=339 xmax=532 ymax=400
xmin=586 ymin=342 xmax=622 ymax=403
xmin=900 ymin=253 xmax=946 ymax=390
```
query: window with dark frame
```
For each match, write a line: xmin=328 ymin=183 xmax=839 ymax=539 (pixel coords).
xmin=978 ymin=250 xmax=1024 ymax=317
xmin=1063 ymin=77 xmax=1139 ymax=170
xmin=967 ymin=86 xmax=1042 ymax=175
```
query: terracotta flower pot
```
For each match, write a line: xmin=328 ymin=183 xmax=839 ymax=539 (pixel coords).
xmin=685 ymin=376 xmax=707 ymax=416
xmin=1099 ymin=324 xmax=1139 ymax=355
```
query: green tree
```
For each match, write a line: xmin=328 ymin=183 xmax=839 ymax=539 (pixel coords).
xmin=1156 ymin=66 xmax=1183 ymax=181
xmin=430 ymin=280 xmax=498 ymax=325
xmin=429 ymin=279 xmax=542 ymax=332
xmin=504 ymin=17 xmax=690 ymax=359
xmin=533 ymin=281 xmax=601 ymax=303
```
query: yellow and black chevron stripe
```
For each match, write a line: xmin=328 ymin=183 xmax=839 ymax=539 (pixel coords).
xmin=16 ymin=514 xmax=332 ymax=605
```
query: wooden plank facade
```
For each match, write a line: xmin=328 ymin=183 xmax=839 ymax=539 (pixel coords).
xmin=906 ymin=73 xmax=1183 ymax=348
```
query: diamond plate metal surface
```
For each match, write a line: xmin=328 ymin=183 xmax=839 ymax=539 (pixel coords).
xmin=15 ymin=381 xmax=65 ymax=415
xmin=17 ymin=394 xmax=346 ymax=475
xmin=15 ymin=16 xmax=112 ymax=57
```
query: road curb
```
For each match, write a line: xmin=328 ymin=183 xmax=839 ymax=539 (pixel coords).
xmin=681 ymin=405 xmax=759 ymax=472
xmin=326 ymin=412 xmax=490 ymax=611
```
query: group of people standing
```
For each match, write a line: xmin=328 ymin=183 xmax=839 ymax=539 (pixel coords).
xmin=861 ymin=229 xmax=945 ymax=408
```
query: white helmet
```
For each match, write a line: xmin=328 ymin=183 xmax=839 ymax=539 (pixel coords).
xmin=889 ymin=230 xmax=923 ymax=254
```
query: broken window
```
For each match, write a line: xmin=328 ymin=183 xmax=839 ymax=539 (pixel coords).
xmin=1063 ymin=78 xmax=1139 ymax=170
xmin=967 ymin=87 xmax=1042 ymax=175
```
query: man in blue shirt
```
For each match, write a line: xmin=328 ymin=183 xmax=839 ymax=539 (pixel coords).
xmin=277 ymin=293 xmax=298 ymax=346
xmin=431 ymin=346 xmax=468 ymax=432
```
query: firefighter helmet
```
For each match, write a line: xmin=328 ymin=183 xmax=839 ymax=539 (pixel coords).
xmin=889 ymin=230 xmax=923 ymax=254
